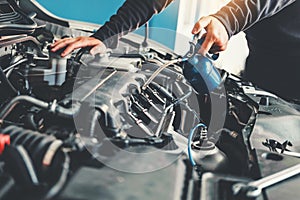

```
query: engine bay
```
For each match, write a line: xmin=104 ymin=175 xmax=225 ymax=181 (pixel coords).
xmin=1 ymin=1 xmax=300 ymax=199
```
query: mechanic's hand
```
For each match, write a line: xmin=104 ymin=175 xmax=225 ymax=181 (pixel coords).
xmin=192 ymin=16 xmax=229 ymax=56
xmin=50 ymin=36 xmax=106 ymax=57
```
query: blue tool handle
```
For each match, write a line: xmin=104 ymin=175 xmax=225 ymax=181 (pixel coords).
xmin=196 ymin=37 xmax=219 ymax=60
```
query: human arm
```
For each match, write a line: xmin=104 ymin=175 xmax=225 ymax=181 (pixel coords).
xmin=51 ymin=0 xmax=173 ymax=57
xmin=192 ymin=0 xmax=297 ymax=55
xmin=92 ymin=0 xmax=173 ymax=49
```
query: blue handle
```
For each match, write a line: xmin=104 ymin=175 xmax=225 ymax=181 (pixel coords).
xmin=196 ymin=37 xmax=219 ymax=60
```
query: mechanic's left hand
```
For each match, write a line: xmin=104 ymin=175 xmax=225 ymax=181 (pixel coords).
xmin=192 ymin=16 xmax=229 ymax=56
xmin=50 ymin=36 xmax=106 ymax=57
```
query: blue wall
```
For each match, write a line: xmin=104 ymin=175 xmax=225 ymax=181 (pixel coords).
xmin=36 ymin=0 xmax=179 ymax=49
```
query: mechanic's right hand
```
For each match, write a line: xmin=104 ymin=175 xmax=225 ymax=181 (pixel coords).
xmin=192 ymin=16 xmax=229 ymax=56
xmin=50 ymin=36 xmax=106 ymax=57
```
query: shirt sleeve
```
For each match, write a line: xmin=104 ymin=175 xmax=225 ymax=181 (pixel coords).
xmin=211 ymin=0 xmax=296 ymax=38
xmin=91 ymin=0 xmax=173 ymax=49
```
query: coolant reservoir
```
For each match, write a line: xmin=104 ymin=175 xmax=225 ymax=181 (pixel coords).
xmin=47 ymin=51 xmax=69 ymax=86
xmin=191 ymin=140 xmax=228 ymax=172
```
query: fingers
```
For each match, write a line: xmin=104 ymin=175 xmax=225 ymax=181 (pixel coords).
xmin=61 ymin=39 xmax=86 ymax=57
xmin=199 ymin=35 xmax=215 ymax=55
xmin=50 ymin=38 xmax=75 ymax=52
xmin=192 ymin=16 xmax=229 ymax=56
xmin=192 ymin=16 xmax=211 ymax=35
xmin=50 ymin=37 xmax=80 ymax=57
xmin=90 ymin=43 xmax=107 ymax=55
xmin=209 ymin=43 xmax=228 ymax=53
xmin=192 ymin=16 xmax=216 ymax=55
xmin=50 ymin=37 xmax=102 ymax=57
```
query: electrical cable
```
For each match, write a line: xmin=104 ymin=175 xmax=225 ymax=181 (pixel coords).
xmin=142 ymin=58 xmax=183 ymax=90
xmin=188 ymin=123 xmax=207 ymax=166
xmin=3 ymin=58 xmax=28 ymax=73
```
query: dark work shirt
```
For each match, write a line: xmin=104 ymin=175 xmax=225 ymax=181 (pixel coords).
xmin=212 ymin=0 xmax=300 ymax=100
xmin=92 ymin=0 xmax=173 ymax=49
xmin=212 ymin=0 xmax=300 ymax=55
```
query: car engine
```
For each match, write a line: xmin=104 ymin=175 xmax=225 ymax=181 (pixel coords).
xmin=0 ymin=1 xmax=300 ymax=200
